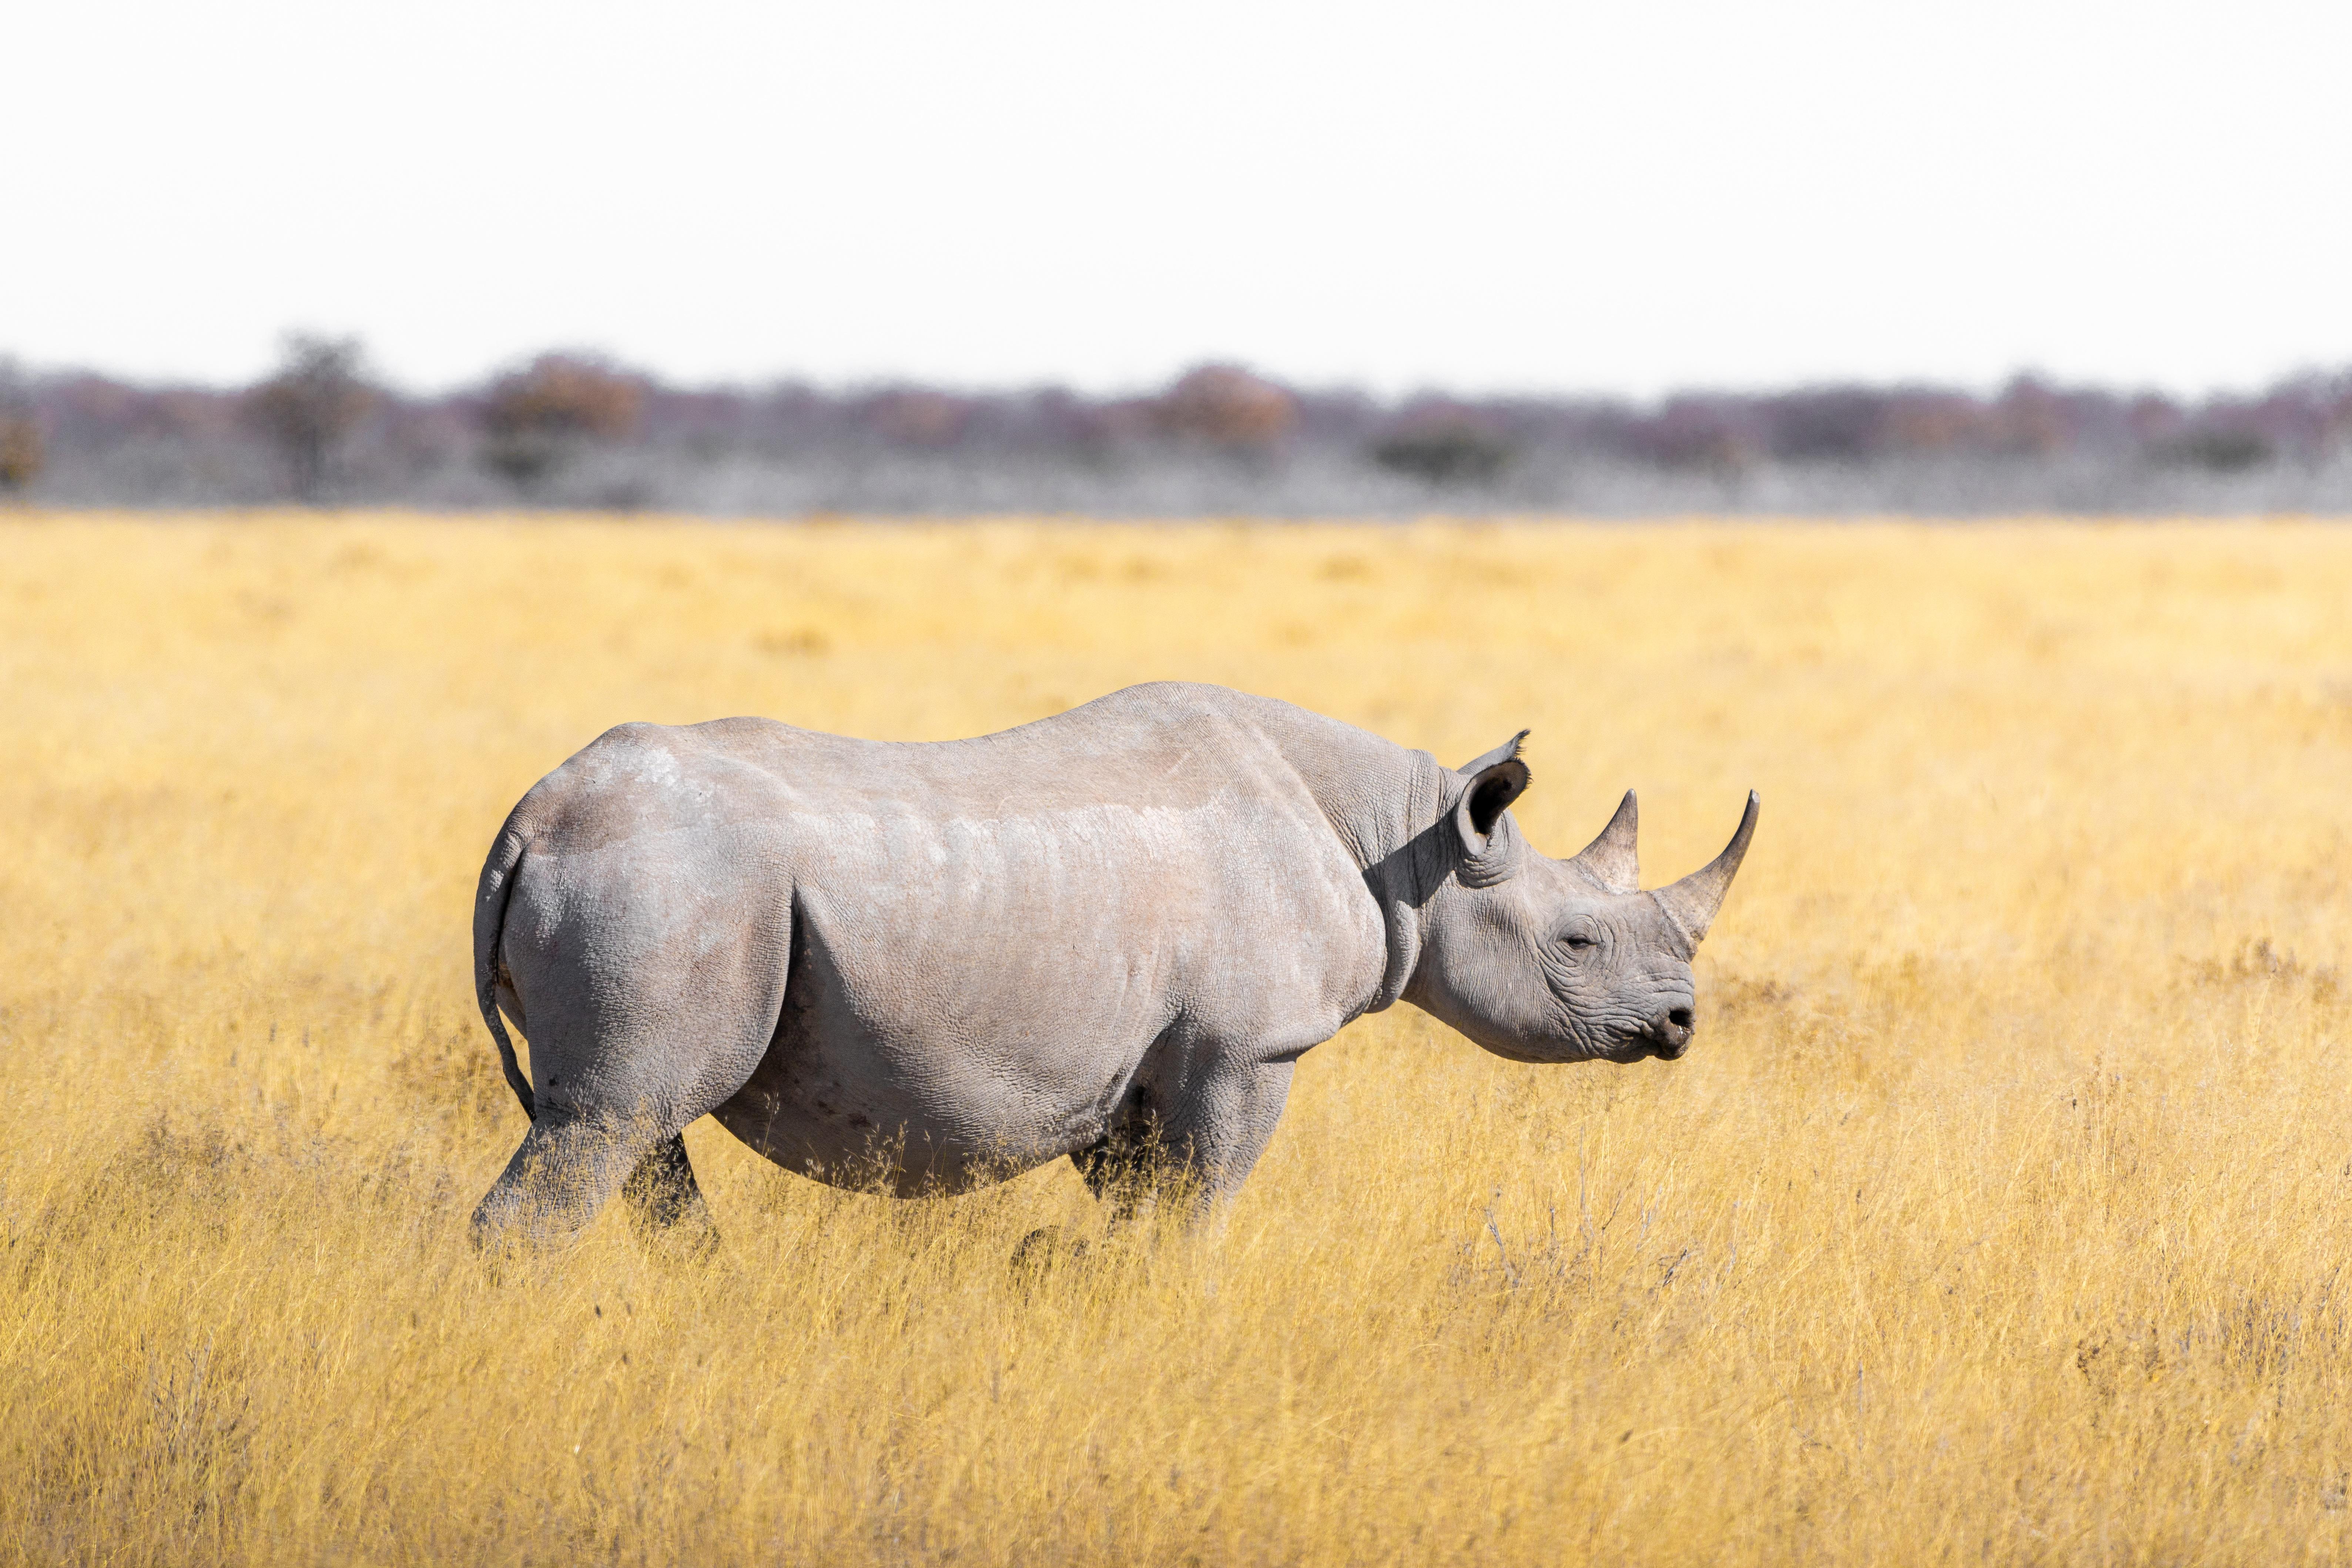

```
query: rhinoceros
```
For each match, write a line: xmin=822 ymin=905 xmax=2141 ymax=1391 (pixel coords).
xmin=470 ymin=682 xmax=1756 ymax=1246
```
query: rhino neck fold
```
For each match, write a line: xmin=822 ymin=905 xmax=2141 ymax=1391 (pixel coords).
xmin=1223 ymin=693 xmax=1458 ymax=1021
xmin=1307 ymin=746 xmax=1454 ymax=1017
xmin=1370 ymin=760 xmax=1457 ymax=1013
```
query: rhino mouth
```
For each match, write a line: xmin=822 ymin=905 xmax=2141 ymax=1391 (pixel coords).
xmin=1604 ymin=1035 xmax=1691 ymax=1065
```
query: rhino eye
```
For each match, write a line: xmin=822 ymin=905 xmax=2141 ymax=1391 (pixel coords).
xmin=1563 ymin=933 xmax=1596 ymax=951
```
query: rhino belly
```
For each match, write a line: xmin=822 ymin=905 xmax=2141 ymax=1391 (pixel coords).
xmin=710 ymin=885 xmax=1181 ymax=1195
xmin=710 ymin=992 xmax=1160 ymax=1196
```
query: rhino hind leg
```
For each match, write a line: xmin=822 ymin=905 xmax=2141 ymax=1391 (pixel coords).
xmin=471 ymin=1109 xmax=671 ymax=1250
xmin=621 ymin=1132 xmax=719 ymax=1257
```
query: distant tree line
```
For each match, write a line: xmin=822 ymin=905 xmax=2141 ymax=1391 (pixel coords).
xmin=3 ymin=334 xmax=2349 ymax=515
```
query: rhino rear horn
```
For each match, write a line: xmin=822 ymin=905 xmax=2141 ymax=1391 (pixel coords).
xmin=1651 ymin=791 xmax=1759 ymax=946
xmin=1566 ymin=790 xmax=1639 ymax=894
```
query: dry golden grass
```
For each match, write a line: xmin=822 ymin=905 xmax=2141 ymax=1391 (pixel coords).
xmin=5 ymin=511 xmax=2352 ymax=1565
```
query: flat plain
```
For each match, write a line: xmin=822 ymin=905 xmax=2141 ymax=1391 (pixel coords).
xmin=5 ymin=512 xmax=2352 ymax=1565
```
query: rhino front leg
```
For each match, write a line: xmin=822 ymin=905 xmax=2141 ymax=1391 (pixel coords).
xmin=1077 ymin=1057 xmax=1296 ymax=1215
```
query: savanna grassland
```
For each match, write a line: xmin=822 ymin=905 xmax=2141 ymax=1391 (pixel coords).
xmin=6 ymin=512 xmax=2352 ymax=1566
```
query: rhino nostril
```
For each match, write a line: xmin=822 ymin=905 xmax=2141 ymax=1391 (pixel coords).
xmin=1667 ymin=1006 xmax=1694 ymax=1031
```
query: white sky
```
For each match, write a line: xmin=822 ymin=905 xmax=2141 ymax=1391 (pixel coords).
xmin=6 ymin=0 xmax=2349 ymax=398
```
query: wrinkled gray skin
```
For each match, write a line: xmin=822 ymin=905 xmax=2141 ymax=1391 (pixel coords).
xmin=470 ymin=682 xmax=1757 ymax=1246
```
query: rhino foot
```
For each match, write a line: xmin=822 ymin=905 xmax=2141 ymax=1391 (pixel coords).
xmin=623 ymin=1132 xmax=720 ymax=1262
xmin=1009 ymin=1224 xmax=1091 ymax=1279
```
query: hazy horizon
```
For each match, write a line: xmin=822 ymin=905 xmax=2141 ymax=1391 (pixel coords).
xmin=9 ymin=343 xmax=2352 ymax=409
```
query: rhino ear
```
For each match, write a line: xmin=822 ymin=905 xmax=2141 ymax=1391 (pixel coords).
xmin=1565 ymin=790 xmax=1639 ymax=894
xmin=1453 ymin=755 xmax=1531 ymax=866
xmin=1457 ymin=729 xmax=1530 ymax=776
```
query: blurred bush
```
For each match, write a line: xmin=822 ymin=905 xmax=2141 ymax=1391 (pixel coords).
xmin=1636 ymin=397 xmax=1762 ymax=473
xmin=479 ymin=355 xmax=644 ymax=492
xmin=0 ymin=366 xmax=41 ymax=493
xmin=1370 ymin=411 xmax=1514 ymax=485
xmin=242 ymin=335 xmax=375 ymax=502
xmin=0 ymin=416 xmax=41 ymax=492
xmin=2157 ymin=429 xmax=2273 ymax=472
xmin=860 ymin=389 xmax=973 ymax=449
xmin=1153 ymin=365 xmax=1297 ymax=452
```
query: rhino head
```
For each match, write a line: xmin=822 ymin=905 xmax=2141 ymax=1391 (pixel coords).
xmin=1404 ymin=732 xmax=1758 ymax=1065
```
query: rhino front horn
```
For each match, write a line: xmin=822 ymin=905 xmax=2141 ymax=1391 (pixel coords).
xmin=1651 ymin=791 xmax=1759 ymax=947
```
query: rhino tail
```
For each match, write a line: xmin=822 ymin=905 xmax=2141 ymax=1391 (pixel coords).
xmin=474 ymin=808 xmax=536 ymax=1121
